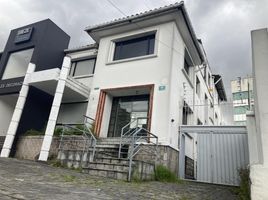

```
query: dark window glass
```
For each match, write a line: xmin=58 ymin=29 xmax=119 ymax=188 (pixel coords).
xmin=69 ymin=59 xmax=95 ymax=77
xmin=184 ymin=59 xmax=190 ymax=75
xmin=196 ymin=76 xmax=200 ymax=96
xmin=113 ymin=34 xmax=155 ymax=60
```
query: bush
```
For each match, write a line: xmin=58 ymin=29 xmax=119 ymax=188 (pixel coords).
xmin=237 ymin=168 xmax=251 ymax=200
xmin=24 ymin=129 xmax=44 ymax=136
xmin=155 ymin=165 xmax=179 ymax=182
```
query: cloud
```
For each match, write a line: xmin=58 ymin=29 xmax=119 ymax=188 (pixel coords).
xmin=0 ymin=0 xmax=267 ymax=97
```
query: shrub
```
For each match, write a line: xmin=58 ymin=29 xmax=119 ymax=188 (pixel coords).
xmin=155 ymin=165 xmax=179 ymax=182
xmin=237 ymin=168 xmax=251 ymax=200
xmin=24 ymin=129 xmax=44 ymax=136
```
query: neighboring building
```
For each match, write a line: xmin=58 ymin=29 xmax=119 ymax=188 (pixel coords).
xmin=248 ymin=28 xmax=268 ymax=200
xmin=231 ymin=76 xmax=254 ymax=125
xmin=0 ymin=2 xmax=229 ymax=177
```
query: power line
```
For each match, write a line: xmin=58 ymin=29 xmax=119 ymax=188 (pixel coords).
xmin=105 ymin=0 xmax=185 ymax=58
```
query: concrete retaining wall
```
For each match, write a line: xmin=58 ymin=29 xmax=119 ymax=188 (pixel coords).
xmin=15 ymin=136 xmax=60 ymax=160
xmin=134 ymin=144 xmax=179 ymax=175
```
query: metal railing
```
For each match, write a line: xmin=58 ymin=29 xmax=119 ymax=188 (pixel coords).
xmin=118 ymin=117 xmax=147 ymax=158
xmin=58 ymin=115 xmax=97 ymax=161
xmin=118 ymin=117 xmax=158 ymax=181
xmin=127 ymin=127 xmax=158 ymax=181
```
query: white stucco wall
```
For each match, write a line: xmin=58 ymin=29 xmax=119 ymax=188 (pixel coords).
xmin=0 ymin=95 xmax=18 ymax=136
xmin=250 ymin=28 xmax=268 ymax=200
xmin=57 ymin=102 xmax=88 ymax=124
xmin=87 ymin=22 xmax=178 ymax=148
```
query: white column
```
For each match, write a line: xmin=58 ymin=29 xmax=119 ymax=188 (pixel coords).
xmin=38 ymin=57 xmax=71 ymax=161
xmin=0 ymin=63 xmax=36 ymax=157
xmin=250 ymin=28 xmax=268 ymax=200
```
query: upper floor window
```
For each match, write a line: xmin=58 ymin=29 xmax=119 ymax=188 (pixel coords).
xmin=113 ymin=34 xmax=155 ymax=61
xmin=184 ymin=49 xmax=193 ymax=76
xmin=196 ymin=76 xmax=200 ymax=97
xmin=69 ymin=58 xmax=95 ymax=77
xmin=2 ymin=48 xmax=34 ymax=80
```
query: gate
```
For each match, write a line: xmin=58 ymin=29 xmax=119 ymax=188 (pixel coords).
xmin=179 ymin=125 xmax=249 ymax=186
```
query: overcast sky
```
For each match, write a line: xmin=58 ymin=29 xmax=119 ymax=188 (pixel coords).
xmin=0 ymin=0 xmax=268 ymax=97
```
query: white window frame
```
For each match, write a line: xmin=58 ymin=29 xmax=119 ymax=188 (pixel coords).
xmin=106 ymin=29 xmax=159 ymax=65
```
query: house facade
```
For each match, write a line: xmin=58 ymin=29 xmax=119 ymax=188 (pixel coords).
xmin=0 ymin=2 xmax=228 ymax=175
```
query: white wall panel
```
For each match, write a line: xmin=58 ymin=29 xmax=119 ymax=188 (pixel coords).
xmin=196 ymin=130 xmax=249 ymax=186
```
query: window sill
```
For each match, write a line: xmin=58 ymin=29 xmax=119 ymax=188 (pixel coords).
xmin=106 ymin=54 xmax=157 ymax=65
xmin=181 ymin=68 xmax=194 ymax=89
xmin=72 ymin=74 xmax=94 ymax=79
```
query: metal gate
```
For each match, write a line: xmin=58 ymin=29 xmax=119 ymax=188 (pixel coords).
xmin=179 ymin=125 xmax=249 ymax=186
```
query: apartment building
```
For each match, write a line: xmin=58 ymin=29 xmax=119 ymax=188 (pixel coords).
xmin=231 ymin=76 xmax=253 ymax=125
xmin=0 ymin=2 xmax=228 ymax=175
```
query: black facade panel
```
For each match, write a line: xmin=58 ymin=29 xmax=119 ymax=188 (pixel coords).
xmin=0 ymin=19 xmax=70 ymax=95
xmin=10 ymin=86 xmax=54 ymax=157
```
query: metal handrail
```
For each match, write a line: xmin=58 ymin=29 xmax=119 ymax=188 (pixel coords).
xmin=58 ymin=115 xmax=97 ymax=161
xmin=127 ymin=127 xmax=158 ymax=181
xmin=118 ymin=117 xmax=148 ymax=158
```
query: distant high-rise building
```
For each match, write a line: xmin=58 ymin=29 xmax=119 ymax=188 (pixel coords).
xmin=231 ymin=77 xmax=254 ymax=125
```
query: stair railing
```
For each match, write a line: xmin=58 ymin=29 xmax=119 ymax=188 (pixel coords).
xmin=127 ymin=127 xmax=158 ymax=181
xmin=118 ymin=117 xmax=146 ymax=159
xmin=58 ymin=115 xmax=97 ymax=162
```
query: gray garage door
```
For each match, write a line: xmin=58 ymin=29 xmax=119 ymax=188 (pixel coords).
xmin=179 ymin=126 xmax=249 ymax=186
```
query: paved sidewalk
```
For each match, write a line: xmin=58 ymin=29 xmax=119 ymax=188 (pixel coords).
xmin=0 ymin=158 xmax=238 ymax=200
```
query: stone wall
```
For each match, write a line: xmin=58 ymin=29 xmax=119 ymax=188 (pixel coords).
xmin=14 ymin=135 xmax=87 ymax=160
xmin=134 ymin=144 xmax=179 ymax=175
xmin=15 ymin=136 xmax=60 ymax=160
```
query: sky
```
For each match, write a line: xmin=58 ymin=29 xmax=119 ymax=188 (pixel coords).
xmin=0 ymin=0 xmax=268 ymax=97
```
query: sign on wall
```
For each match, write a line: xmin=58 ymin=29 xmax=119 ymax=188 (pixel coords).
xmin=14 ymin=27 xmax=33 ymax=44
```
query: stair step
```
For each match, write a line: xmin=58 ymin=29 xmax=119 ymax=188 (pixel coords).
xmin=95 ymin=157 xmax=130 ymax=165
xmin=88 ymin=162 xmax=129 ymax=171
xmin=83 ymin=167 xmax=128 ymax=180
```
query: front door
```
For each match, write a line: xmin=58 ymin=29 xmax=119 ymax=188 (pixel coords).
xmin=107 ymin=95 xmax=149 ymax=137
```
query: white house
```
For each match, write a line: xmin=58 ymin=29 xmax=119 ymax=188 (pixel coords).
xmin=0 ymin=2 xmax=228 ymax=177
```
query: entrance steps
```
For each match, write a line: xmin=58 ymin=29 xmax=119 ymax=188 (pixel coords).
xmin=82 ymin=138 xmax=131 ymax=180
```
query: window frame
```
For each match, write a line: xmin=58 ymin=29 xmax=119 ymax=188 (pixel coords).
xmin=1 ymin=47 xmax=34 ymax=80
xmin=113 ymin=34 xmax=155 ymax=61
xmin=107 ymin=30 xmax=158 ymax=64
xmin=69 ymin=57 xmax=96 ymax=77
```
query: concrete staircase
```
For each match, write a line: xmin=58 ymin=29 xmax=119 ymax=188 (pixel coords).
xmin=82 ymin=138 xmax=132 ymax=180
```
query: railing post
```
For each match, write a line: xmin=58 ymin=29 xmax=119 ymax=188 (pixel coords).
xmin=128 ymin=134 xmax=135 ymax=182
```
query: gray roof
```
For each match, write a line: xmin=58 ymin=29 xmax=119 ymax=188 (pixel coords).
xmin=84 ymin=1 xmax=205 ymax=63
xmin=85 ymin=2 xmax=184 ymax=32
xmin=64 ymin=43 xmax=98 ymax=54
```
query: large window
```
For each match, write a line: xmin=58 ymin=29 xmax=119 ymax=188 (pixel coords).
xmin=113 ymin=34 xmax=155 ymax=61
xmin=184 ymin=49 xmax=193 ymax=76
xmin=69 ymin=58 xmax=95 ymax=77
xmin=2 ymin=48 xmax=34 ymax=80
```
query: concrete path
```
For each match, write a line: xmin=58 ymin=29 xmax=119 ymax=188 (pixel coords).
xmin=0 ymin=158 xmax=238 ymax=200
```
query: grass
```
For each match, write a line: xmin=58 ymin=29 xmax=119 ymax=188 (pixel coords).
xmin=61 ymin=175 xmax=76 ymax=182
xmin=235 ymin=168 xmax=251 ymax=200
xmin=155 ymin=165 xmax=182 ymax=183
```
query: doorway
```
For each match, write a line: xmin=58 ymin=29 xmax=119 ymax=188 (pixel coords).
xmin=107 ymin=95 xmax=149 ymax=137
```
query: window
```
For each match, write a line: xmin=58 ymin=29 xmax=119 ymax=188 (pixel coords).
xmin=113 ymin=34 xmax=155 ymax=61
xmin=69 ymin=58 xmax=95 ymax=77
xmin=2 ymin=48 xmax=34 ymax=80
xmin=184 ymin=49 xmax=193 ymax=76
xmin=184 ymin=58 xmax=190 ymax=75
xmin=208 ymin=73 xmax=211 ymax=87
xmin=196 ymin=76 xmax=200 ymax=96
